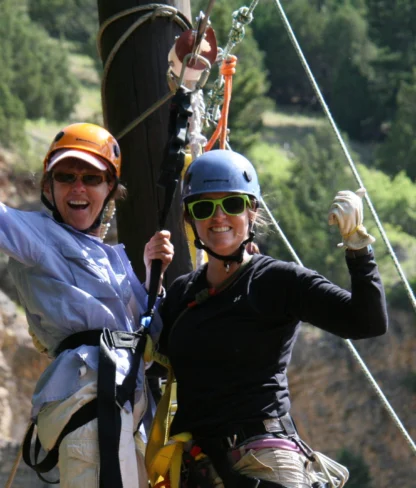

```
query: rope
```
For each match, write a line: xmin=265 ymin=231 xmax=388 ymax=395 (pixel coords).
xmin=97 ymin=4 xmax=192 ymax=136
xmin=205 ymin=56 xmax=237 ymax=150
xmin=272 ymin=0 xmax=416 ymax=316
xmin=4 ymin=422 xmax=32 ymax=488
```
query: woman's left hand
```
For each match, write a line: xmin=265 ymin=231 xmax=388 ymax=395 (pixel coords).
xmin=144 ymin=230 xmax=174 ymax=291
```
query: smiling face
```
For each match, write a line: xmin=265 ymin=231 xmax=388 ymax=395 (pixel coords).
xmin=43 ymin=157 xmax=114 ymax=232
xmin=191 ymin=192 xmax=255 ymax=257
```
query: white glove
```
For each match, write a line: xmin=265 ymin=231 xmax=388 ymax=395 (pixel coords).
xmin=328 ymin=188 xmax=375 ymax=250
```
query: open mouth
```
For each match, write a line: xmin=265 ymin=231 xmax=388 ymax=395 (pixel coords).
xmin=68 ymin=200 xmax=89 ymax=210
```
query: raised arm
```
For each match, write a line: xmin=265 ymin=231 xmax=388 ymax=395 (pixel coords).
xmin=0 ymin=203 xmax=46 ymax=266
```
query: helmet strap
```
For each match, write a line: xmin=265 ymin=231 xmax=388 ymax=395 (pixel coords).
xmin=191 ymin=221 xmax=255 ymax=271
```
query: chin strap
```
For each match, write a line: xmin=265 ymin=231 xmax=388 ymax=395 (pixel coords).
xmin=41 ymin=174 xmax=119 ymax=235
xmin=191 ymin=221 xmax=256 ymax=271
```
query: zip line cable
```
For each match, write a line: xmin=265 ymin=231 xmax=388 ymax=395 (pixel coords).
xmin=272 ymin=0 xmax=416 ymax=316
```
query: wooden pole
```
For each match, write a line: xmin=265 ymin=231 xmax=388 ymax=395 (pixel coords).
xmin=97 ymin=0 xmax=193 ymax=284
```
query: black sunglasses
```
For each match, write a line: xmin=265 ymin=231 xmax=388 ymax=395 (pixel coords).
xmin=52 ymin=172 xmax=107 ymax=187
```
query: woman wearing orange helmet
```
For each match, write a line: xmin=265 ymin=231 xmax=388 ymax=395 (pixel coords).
xmin=0 ymin=123 xmax=173 ymax=487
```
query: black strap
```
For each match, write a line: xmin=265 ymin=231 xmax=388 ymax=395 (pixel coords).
xmin=145 ymin=87 xmax=193 ymax=317
xmin=22 ymin=399 xmax=98 ymax=484
xmin=97 ymin=331 xmax=123 ymax=488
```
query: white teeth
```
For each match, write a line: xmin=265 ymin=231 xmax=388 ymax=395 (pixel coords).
xmin=212 ymin=226 xmax=230 ymax=232
xmin=69 ymin=200 xmax=88 ymax=205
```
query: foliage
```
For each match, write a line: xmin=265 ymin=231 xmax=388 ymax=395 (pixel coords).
xmin=0 ymin=0 xmax=27 ymax=148
xmin=252 ymin=0 xmax=323 ymax=106
xmin=358 ymin=164 xmax=416 ymax=236
xmin=253 ymin=125 xmax=359 ymax=284
xmin=0 ymin=82 xmax=26 ymax=151
xmin=255 ymin=1 xmax=383 ymax=139
xmin=337 ymin=448 xmax=373 ymax=488
xmin=375 ymin=69 xmax=416 ymax=180
xmin=321 ymin=4 xmax=380 ymax=139
xmin=0 ymin=0 xmax=79 ymax=127
xmin=27 ymin=0 xmax=99 ymax=51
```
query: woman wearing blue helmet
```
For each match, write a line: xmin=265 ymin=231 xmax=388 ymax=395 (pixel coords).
xmin=156 ymin=149 xmax=388 ymax=487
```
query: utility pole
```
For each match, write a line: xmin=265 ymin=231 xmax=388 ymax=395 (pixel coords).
xmin=97 ymin=0 xmax=193 ymax=284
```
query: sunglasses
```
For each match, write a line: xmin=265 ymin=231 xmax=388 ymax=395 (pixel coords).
xmin=187 ymin=194 xmax=252 ymax=220
xmin=52 ymin=172 xmax=107 ymax=187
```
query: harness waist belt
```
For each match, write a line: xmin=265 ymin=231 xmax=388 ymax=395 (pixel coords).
xmin=54 ymin=329 xmax=141 ymax=356
xmin=194 ymin=413 xmax=295 ymax=449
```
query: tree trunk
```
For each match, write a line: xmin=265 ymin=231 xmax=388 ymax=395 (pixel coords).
xmin=97 ymin=0 xmax=193 ymax=285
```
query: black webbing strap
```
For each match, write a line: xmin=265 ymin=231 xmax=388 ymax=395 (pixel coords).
xmin=97 ymin=330 xmax=123 ymax=487
xmin=145 ymin=87 xmax=193 ymax=317
xmin=22 ymin=399 xmax=98 ymax=484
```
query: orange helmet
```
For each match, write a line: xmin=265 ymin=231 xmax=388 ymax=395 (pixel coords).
xmin=43 ymin=123 xmax=121 ymax=177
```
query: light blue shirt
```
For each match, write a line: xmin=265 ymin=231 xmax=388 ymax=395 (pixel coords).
xmin=0 ymin=204 xmax=163 ymax=418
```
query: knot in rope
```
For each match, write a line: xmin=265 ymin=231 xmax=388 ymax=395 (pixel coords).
xmin=220 ymin=55 xmax=237 ymax=76
xmin=205 ymin=55 xmax=238 ymax=151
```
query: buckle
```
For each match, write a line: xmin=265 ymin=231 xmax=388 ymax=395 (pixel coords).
xmin=101 ymin=328 xmax=114 ymax=349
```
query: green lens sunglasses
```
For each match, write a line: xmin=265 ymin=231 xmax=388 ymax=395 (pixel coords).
xmin=187 ymin=194 xmax=252 ymax=220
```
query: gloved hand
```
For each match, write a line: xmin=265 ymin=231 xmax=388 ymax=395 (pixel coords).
xmin=328 ymin=188 xmax=375 ymax=250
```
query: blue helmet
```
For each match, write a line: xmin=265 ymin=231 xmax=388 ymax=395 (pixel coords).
xmin=182 ymin=150 xmax=261 ymax=201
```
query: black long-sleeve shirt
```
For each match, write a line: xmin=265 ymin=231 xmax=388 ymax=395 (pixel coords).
xmin=158 ymin=252 xmax=388 ymax=438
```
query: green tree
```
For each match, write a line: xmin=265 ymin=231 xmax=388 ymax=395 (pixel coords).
xmin=365 ymin=0 xmax=416 ymax=124
xmin=337 ymin=448 xmax=373 ymax=487
xmin=28 ymin=0 xmax=98 ymax=47
xmin=254 ymin=125 xmax=357 ymax=284
xmin=0 ymin=82 xmax=26 ymax=150
xmin=252 ymin=0 xmax=380 ymax=139
xmin=1 ymin=0 xmax=79 ymax=121
xmin=322 ymin=4 xmax=379 ymax=139
xmin=0 ymin=0 xmax=27 ymax=147
xmin=376 ymin=69 xmax=416 ymax=180
xmin=252 ymin=0 xmax=324 ymax=106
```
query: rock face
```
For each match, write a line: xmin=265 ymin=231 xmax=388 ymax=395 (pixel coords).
xmin=0 ymin=289 xmax=51 ymax=487
xmin=289 ymin=311 xmax=416 ymax=488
